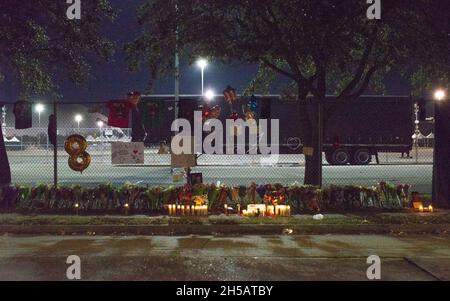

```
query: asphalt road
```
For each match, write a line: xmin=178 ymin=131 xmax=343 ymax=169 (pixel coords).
xmin=7 ymin=148 xmax=433 ymax=192
xmin=0 ymin=234 xmax=449 ymax=281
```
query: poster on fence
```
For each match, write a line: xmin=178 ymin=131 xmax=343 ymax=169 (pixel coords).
xmin=111 ymin=142 xmax=144 ymax=165
xmin=171 ymin=136 xmax=196 ymax=168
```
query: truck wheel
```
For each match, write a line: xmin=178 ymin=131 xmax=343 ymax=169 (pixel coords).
xmin=352 ymin=148 xmax=372 ymax=165
xmin=330 ymin=148 xmax=350 ymax=165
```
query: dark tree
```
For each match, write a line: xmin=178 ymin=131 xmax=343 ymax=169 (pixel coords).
xmin=127 ymin=0 xmax=448 ymax=186
xmin=0 ymin=0 xmax=116 ymax=186
xmin=0 ymin=0 xmax=116 ymax=97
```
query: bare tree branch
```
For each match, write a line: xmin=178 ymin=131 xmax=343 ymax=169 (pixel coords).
xmin=338 ymin=26 xmax=379 ymax=99
xmin=259 ymin=57 xmax=297 ymax=81
xmin=348 ymin=64 xmax=382 ymax=99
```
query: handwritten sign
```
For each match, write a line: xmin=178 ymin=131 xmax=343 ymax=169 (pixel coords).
xmin=171 ymin=136 xmax=196 ymax=168
xmin=111 ymin=142 xmax=144 ymax=165
xmin=171 ymin=153 xmax=196 ymax=168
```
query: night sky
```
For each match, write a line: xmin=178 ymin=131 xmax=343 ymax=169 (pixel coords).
xmin=1 ymin=0 xmax=411 ymax=103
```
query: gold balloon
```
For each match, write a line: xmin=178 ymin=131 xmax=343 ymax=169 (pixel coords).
xmin=64 ymin=134 xmax=87 ymax=154
xmin=68 ymin=152 xmax=91 ymax=173
xmin=65 ymin=134 xmax=90 ymax=173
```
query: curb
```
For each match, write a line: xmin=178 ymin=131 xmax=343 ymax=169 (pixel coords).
xmin=1 ymin=224 xmax=449 ymax=235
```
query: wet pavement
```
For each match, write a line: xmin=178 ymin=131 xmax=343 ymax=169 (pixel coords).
xmin=0 ymin=234 xmax=449 ymax=280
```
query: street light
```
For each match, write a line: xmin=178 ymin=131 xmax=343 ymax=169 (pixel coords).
xmin=204 ymin=89 xmax=215 ymax=101
xmin=97 ymin=120 xmax=104 ymax=138
xmin=74 ymin=114 xmax=83 ymax=129
xmin=434 ymin=89 xmax=446 ymax=101
xmin=35 ymin=103 xmax=45 ymax=128
xmin=97 ymin=120 xmax=105 ymax=162
xmin=196 ymin=58 xmax=208 ymax=95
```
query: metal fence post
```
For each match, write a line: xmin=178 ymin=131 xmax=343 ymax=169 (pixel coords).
xmin=317 ymin=100 xmax=323 ymax=187
xmin=53 ymin=100 xmax=58 ymax=187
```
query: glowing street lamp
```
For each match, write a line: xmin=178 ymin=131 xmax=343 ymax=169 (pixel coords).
xmin=97 ymin=120 xmax=104 ymax=142
xmin=97 ymin=120 xmax=105 ymax=161
xmin=196 ymin=58 xmax=208 ymax=95
xmin=74 ymin=114 xmax=83 ymax=129
xmin=434 ymin=89 xmax=446 ymax=101
xmin=35 ymin=103 xmax=45 ymax=128
xmin=204 ymin=89 xmax=215 ymax=101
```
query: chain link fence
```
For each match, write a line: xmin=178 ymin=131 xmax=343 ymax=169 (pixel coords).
xmin=1 ymin=98 xmax=434 ymax=193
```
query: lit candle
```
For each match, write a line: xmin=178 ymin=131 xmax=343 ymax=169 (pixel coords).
xmin=428 ymin=205 xmax=433 ymax=213
xmin=177 ymin=205 xmax=181 ymax=215
xmin=267 ymin=205 xmax=274 ymax=216
xmin=287 ymin=205 xmax=291 ymax=216
xmin=168 ymin=204 xmax=172 ymax=215
xmin=224 ymin=204 xmax=228 ymax=215
xmin=419 ymin=205 xmax=424 ymax=212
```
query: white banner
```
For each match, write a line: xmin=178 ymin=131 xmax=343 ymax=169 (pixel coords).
xmin=111 ymin=142 xmax=144 ymax=165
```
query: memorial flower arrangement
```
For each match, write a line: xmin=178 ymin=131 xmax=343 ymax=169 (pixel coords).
xmin=0 ymin=181 xmax=412 ymax=214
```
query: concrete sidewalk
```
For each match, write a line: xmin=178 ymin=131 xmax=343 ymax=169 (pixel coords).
xmin=0 ymin=234 xmax=449 ymax=280
xmin=1 ymin=212 xmax=450 ymax=235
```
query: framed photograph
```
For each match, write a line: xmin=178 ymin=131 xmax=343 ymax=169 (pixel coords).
xmin=188 ymin=172 xmax=203 ymax=185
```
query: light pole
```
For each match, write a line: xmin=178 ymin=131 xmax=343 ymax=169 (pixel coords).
xmin=75 ymin=114 xmax=83 ymax=129
xmin=432 ymin=88 xmax=448 ymax=208
xmin=97 ymin=120 xmax=105 ymax=162
xmin=196 ymin=58 xmax=208 ymax=95
xmin=97 ymin=120 xmax=104 ymax=137
xmin=413 ymin=102 xmax=420 ymax=164
xmin=1 ymin=106 xmax=6 ymax=137
xmin=35 ymin=103 xmax=45 ymax=128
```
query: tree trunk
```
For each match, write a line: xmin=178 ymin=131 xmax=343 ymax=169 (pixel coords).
xmin=0 ymin=113 xmax=11 ymax=186
xmin=300 ymin=98 xmax=324 ymax=186
xmin=432 ymin=100 xmax=450 ymax=208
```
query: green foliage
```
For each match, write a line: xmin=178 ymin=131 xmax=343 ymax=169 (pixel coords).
xmin=242 ymin=63 xmax=275 ymax=96
xmin=411 ymin=66 xmax=449 ymax=97
xmin=0 ymin=0 xmax=117 ymax=98
xmin=127 ymin=0 xmax=448 ymax=99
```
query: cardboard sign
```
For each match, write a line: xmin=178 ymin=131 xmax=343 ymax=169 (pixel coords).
xmin=111 ymin=142 xmax=144 ymax=165
xmin=171 ymin=153 xmax=196 ymax=168
xmin=171 ymin=136 xmax=196 ymax=168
